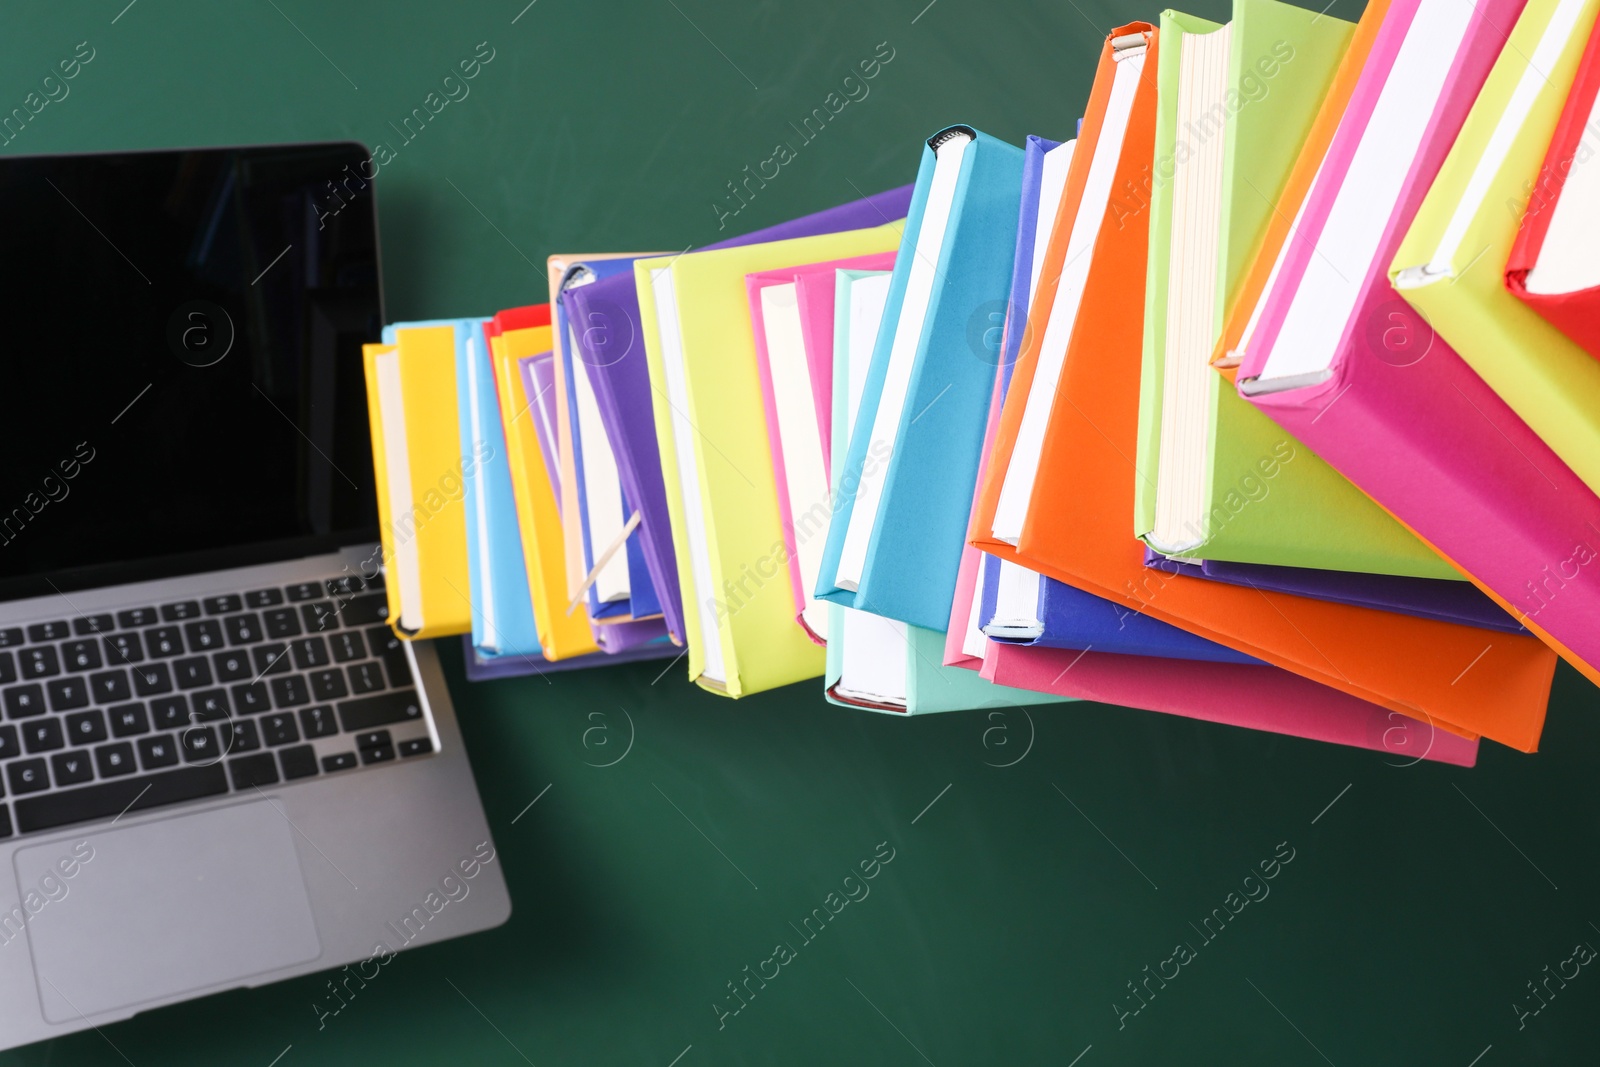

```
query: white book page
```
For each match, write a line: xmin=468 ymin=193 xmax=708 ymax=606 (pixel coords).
xmin=986 ymin=561 xmax=1043 ymax=637
xmin=651 ymin=267 xmax=724 ymax=685
xmin=835 ymin=132 xmax=973 ymax=589
xmin=1248 ymin=0 xmax=1474 ymax=388
xmin=992 ymin=48 xmax=1147 ymax=543
xmin=760 ymin=283 xmax=831 ymax=638
xmin=1519 ymin=16 xmax=1600 ymax=293
xmin=571 ymin=322 xmax=631 ymax=604
xmin=465 ymin=332 xmax=498 ymax=649
xmin=375 ymin=351 xmax=424 ymax=635
xmin=838 ymin=271 xmax=908 ymax=705
xmin=1151 ymin=25 xmax=1231 ymax=553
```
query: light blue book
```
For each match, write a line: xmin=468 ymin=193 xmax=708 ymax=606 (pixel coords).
xmin=815 ymin=125 xmax=1024 ymax=632
xmin=823 ymin=268 xmax=1064 ymax=715
xmin=451 ymin=318 xmax=544 ymax=658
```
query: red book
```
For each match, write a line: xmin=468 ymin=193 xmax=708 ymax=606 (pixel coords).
xmin=1505 ymin=20 xmax=1600 ymax=359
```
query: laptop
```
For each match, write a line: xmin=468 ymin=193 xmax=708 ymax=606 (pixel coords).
xmin=0 ymin=143 xmax=510 ymax=1051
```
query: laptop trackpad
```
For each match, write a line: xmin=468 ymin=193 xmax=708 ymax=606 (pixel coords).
xmin=15 ymin=800 xmax=323 ymax=1023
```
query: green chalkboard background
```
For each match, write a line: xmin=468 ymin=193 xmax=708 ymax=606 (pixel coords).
xmin=4 ymin=1 xmax=1598 ymax=1064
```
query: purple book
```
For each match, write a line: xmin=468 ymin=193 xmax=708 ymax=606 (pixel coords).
xmin=1141 ymin=548 xmax=1524 ymax=634
xmin=560 ymin=184 xmax=916 ymax=647
xmin=520 ymin=351 xmax=562 ymax=509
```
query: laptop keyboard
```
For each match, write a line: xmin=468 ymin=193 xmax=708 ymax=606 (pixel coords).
xmin=0 ymin=574 xmax=435 ymax=841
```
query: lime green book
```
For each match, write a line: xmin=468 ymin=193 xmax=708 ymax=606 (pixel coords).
xmin=1134 ymin=0 xmax=1459 ymax=579
xmin=635 ymin=223 xmax=903 ymax=698
xmin=1391 ymin=0 xmax=1600 ymax=498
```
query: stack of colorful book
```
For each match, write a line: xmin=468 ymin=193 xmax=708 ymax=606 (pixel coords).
xmin=363 ymin=0 xmax=1600 ymax=767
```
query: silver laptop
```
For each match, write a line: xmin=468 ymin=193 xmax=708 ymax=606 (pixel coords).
xmin=0 ymin=144 xmax=510 ymax=1052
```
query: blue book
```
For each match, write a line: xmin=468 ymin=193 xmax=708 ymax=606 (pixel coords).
xmin=448 ymin=318 xmax=547 ymax=659
xmin=815 ymin=126 xmax=1024 ymax=631
xmin=553 ymin=284 xmax=660 ymax=624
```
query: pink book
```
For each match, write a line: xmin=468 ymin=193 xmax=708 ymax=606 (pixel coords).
xmin=747 ymin=253 xmax=897 ymax=644
xmin=976 ymin=640 xmax=1477 ymax=766
xmin=794 ymin=257 xmax=894 ymax=468
xmin=1235 ymin=0 xmax=1595 ymax=690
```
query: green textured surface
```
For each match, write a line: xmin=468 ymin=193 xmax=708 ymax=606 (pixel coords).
xmin=6 ymin=1 xmax=1597 ymax=1064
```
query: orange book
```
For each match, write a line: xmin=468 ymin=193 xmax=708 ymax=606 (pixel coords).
xmin=1209 ymin=0 xmax=1392 ymax=381
xmin=968 ymin=22 xmax=1554 ymax=751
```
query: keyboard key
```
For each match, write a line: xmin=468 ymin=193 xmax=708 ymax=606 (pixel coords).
xmin=22 ymin=718 xmax=63 ymax=753
xmin=244 ymin=588 xmax=285 ymax=608
xmin=227 ymin=752 xmax=279 ymax=789
xmin=360 ymin=743 xmax=395 ymax=765
xmin=95 ymin=741 xmax=137 ymax=777
xmin=212 ymin=650 xmax=251 ymax=682
xmin=4 ymin=684 xmax=45 ymax=719
xmin=20 ymin=646 xmax=60 ymax=679
xmin=263 ymin=608 xmax=302 ymax=639
xmin=7 ymin=758 xmax=49 ymax=795
xmin=363 ymin=571 xmax=384 ymax=590
xmin=181 ymin=727 xmax=220 ymax=763
xmin=285 ymin=581 xmax=322 ymax=602
xmin=231 ymin=682 xmax=270 ymax=714
xmin=327 ymin=576 xmax=364 ymax=597
xmin=261 ymin=713 xmax=300 ymax=746
xmin=279 ymin=744 xmax=319 ymax=780
xmin=189 ymin=689 xmax=229 ymax=721
xmin=330 ymin=631 xmax=365 ymax=663
xmin=183 ymin=619 xmax=224 ymax=652
xmin=291 ymin=636 xmax=329 ymax=669
xmin=202 ymin=594 xmax=242 ymax=615
xmin=145 ymin=625 xmax=184 ymax=658
xmin=72 ymin=614 xmax=115 ymax=636
xmin=0 ymin=651 xmax=14 ymax=685
xmin=26 ymin=620 xmax=69 ymax=643
xmin=399 ymin=737 xmax=434 ymax=758
xmin=61 ymin=639 xmax=102 ymax=671
xmin=0 ymin=806 xmax=9 ymax=838
xmin=115 ymin=607 xmax=158 ymax=628
xmin=251 ymin=643 xmax=292 ymax=676
xmin=137 ymin=735 xmax=179 ymax=769
xmin=103 ymin=631 xmax=144 ymax=665
xmin=173 ymin=656 xmax=213 ymax=689
xmin=270 ymin=675 xmax=310 ymax=708
xmin=310 ymin=668 xmax=347 ymax=701
xmin=65 ymin=710 xmax=107 ymax=746
xmin=89 ymin=669 xmax=131 ymax=703
xmin=46 ymin=677 xmax=90 ymax=712
xmin=132 ymin=662 xmax=173 ymax=696
xmin=108 ymin=703 xmax=149 ymax=737
xmin=341 ymin=593 xmax=389 ymax=626
xmin=299 ymin=705 xmax=338 ymax=738
xmin=300 ymin=601 xmax=340 ymax=633
xmin=337 ymin=690 xmax=422 ymax=732
xmin=0 ymin=627 xmax=23 ymax=648
xmin=13 ymin=764 xmax=227 ymax=833
xmin=321 ymin=752 xmax=358 ymax=773
xmin=354 ymin=730 xmax=391 ymax=750
xmin=151 ymin=696 xmax=189 ymax=731
xmin=225 ymin=613 xmax=264 ymax=645
xmin=218 ymin=719 xmax=260 ymax=753
xmin=0 ymin=724 xmax=17 ymax=760
xmin=160 ymin=600 xmax=201 ymax=622
xmin=347 ymin=662 xmax=385 ymax=695
xmin=50 ymin=751 xmax=93 ymax=786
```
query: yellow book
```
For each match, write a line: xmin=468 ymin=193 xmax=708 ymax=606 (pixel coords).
xmin=361 ymin=326 xmax=472 ymax=638
xmin=1391 ymin=0 xmax=1600 ymax=495
xmin=635 ymin=223 xmax=903 ymax=697
xmin=489 ymin=321 xmax=602 ymax=660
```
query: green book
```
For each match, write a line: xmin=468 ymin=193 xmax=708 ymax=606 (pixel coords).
xmin=1134 ymin=1 xmax=1460 ymax=580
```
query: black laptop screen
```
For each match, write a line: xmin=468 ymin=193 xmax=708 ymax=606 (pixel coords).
xmin=0 ymin=144 xmax=382 ymax=600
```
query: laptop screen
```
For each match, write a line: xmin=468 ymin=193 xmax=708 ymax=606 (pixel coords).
xmin=0 ymin=144 xmax=382 ymax=601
